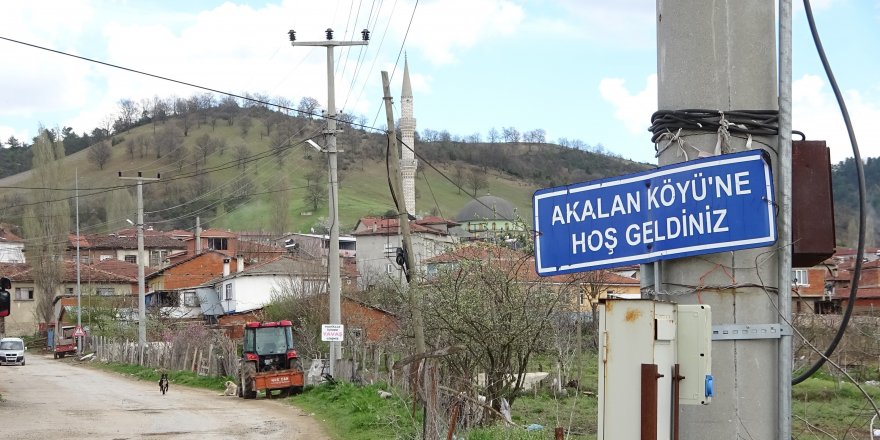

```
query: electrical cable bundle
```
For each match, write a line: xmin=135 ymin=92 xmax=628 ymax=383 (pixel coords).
xmin=648 ymin=109 xmax=779 ymax=144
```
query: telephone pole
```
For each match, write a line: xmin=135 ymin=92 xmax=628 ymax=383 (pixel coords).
xmin=118 ymin=171 xmax=160 ymax=365
xmin=656 ymin=1 xmax=785 ymax=438
xmin=381 ymin=70 xmax=426 ymax=355
xmin=289 ymin=27 xmax=369 ymax=377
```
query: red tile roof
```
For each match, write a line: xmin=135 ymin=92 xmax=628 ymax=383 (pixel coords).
xmin=352 ymin=217 xmax=448 ymax=236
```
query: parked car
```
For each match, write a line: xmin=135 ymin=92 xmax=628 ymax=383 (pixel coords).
xmin=0 ymin=337 xmax=26 ymax=366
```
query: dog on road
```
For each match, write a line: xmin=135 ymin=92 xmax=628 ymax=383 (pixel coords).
xmin=219 ymin=380 xmax=238 ymax=396
xmin=159 ymin=373 xmax=169 ymax=395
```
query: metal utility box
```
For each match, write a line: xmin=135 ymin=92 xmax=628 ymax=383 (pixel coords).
xmin=676 ymin=305 xmax=713 ymax=405
xmin=598 ymin=300 xmax=677 ymax=440
xmin=792 ymin=140 xmax=835 ymax=267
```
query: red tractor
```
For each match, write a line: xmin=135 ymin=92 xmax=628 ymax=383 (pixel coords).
xmin=238 ymin=320 xmax=305 ymax=399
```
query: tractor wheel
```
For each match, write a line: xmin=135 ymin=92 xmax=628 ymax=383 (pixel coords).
xmin=53 ymin=353 xmax=58 ymax=359
xmin=240 ymin=362 xmax=257 ymax=399
xmin=288 ymin=386 xmax=303 ymax=396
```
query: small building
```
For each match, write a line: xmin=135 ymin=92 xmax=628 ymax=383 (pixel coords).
xmin=0 ymin=225 xmax=25 ymax=263
xmin=353 ymin=216 xmax=457 ymax=288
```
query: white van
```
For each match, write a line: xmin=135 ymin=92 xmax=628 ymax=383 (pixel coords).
xmin=0 ymin=337 xmax=26 ymax=366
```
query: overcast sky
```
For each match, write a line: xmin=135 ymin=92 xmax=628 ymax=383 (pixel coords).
xmin=0 ymin=0 xmax=877 ymax=165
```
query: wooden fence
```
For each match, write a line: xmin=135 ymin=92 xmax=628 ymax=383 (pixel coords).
xmin=90 ymin=336 xmax=238 ymax=378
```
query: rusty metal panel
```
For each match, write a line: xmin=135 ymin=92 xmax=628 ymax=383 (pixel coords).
xmin=792 ymin=140 xmax=836 ymax=267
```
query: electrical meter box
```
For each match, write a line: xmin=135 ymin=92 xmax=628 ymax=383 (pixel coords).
xmin=598 ymin=301 xmax=713 ymax=439
xmin=676 ymin=304 xmax=713 ymax=405
xmin=598 ymin=299 xmax=677 ymax=440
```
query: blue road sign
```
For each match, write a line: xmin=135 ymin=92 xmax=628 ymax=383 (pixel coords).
xmin=533 ymin=150 xmax=776 ymax=276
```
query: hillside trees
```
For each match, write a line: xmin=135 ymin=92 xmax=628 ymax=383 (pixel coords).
xmin=269 ymin=174 xmax=292 ymax=235
xmin=23 ymin=129 xmax=70 ymax=326
xmin=0 ymin=136 xmax=32 ymax=179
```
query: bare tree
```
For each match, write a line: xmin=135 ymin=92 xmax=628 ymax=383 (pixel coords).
xmin=173 ymin=97 xmax=190 ymax=136
xmin=453 ymin=166 xmax=465 ymax=195
xmin=117 ymin=98 xmax=139 ymax=130
xmin=421 ymin=245 xmax=577 ymax=413
xmin=153 ymin=126 xmax=180 ymax=159
xmin=24 ymin=129 xmax=70 ymax=326
xmin=303 ymin=166 xmax=327 ymax=211
xmin=166 ymin=142 xmax=189 ymax=171
xmin=193 ymin=133 xmax=215 ymax=165
xmin=487 ymin=127 xmax=499 ymax=143
xmin=87 ymin=140 xmax=112 ymax=169
xmin=502 ymin=127 xmax=520 ymax=143
xmin=297 ymin=97 xmax=321 ymax=118
xmin=234 ymin=143 xmax=250 ymax=170
xmin=466 ymin=168 xmax=489 ymax=197
xmin=239 ymin=116 xmax=253 ymax=137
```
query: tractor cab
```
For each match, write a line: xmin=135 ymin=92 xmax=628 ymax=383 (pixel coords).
xmin=239 ymin=321 xmax=304 ymax=398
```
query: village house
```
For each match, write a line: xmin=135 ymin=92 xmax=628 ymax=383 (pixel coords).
xmin=67 ymin=228 xmax=187 ymax=268
xmin=145 ymin=250 xmax=243 ymax=320
xmin=353 ymin=215 xmax=458 ymax=288
xmin=0 ymin=259 xmax=143 ymax=337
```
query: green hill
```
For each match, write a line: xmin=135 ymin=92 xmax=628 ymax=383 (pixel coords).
xmin=0 ymin=104 xmax=652 ymax=236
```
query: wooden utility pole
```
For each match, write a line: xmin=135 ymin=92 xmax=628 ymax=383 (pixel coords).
xmin=381 ymin=70 xmax=426 ymax=355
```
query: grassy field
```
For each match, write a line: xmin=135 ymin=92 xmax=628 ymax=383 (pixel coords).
xmin=74 ymin=355 xmax=880 ymax=439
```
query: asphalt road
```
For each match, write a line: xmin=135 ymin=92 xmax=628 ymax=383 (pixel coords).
xmin=0 ymin=352 xmax=329 ymax=440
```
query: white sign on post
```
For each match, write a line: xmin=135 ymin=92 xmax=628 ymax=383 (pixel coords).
xmin=321 ymin=324 xmax=345 ymax=342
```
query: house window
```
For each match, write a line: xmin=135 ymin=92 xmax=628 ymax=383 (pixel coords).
xmin=14 ymin=288 xmax=34 ymax=301
xmin=100 ymin=255 xmax=113 ymax=261
xmin=792 ymin=269 xmax=809 ymax=286
xmin=225 ymin=283 xmax=233 ymax=300
xmin=386 ymin=263 xmax=396 ymax=274
xmin=66 ymin=287 xmax=74 ymax=295
xmin=208 ymin=238 xmax=229 ymax=251
xmin=124 ymin=255 xmax=137 ymax=264
xmin=383 ymin=243 xmax=398 ymax=257
xmin=183 ymin=291 xmax=199 ymax=307
xmin=97 ymin=288 xmax=115 ymax=296
xmin=150 ymin=250 xmax=167 ymax=267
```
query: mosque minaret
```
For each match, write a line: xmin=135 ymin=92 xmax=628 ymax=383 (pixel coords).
xmin=399 ymin=58 xmax=418 ymax=216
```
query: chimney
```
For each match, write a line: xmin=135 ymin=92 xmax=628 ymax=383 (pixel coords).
xmin=223 ymin=258 xmax=230 ymax=277
xmin=237 ymin=257 xmax=244 ymax=273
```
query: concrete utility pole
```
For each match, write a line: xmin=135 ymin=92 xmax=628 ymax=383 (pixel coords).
xmin=656 ymin=1 xmax=785 ymax=438
xmin=119 ymin=172 xmax=160 ymax=365
xmin=381 ymin=70 xmax=426 ymax=355
xmin=75 ymin=170 xmax=82 ymax=355
xmin=289 ymin=28 xmax=369 ymax=378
